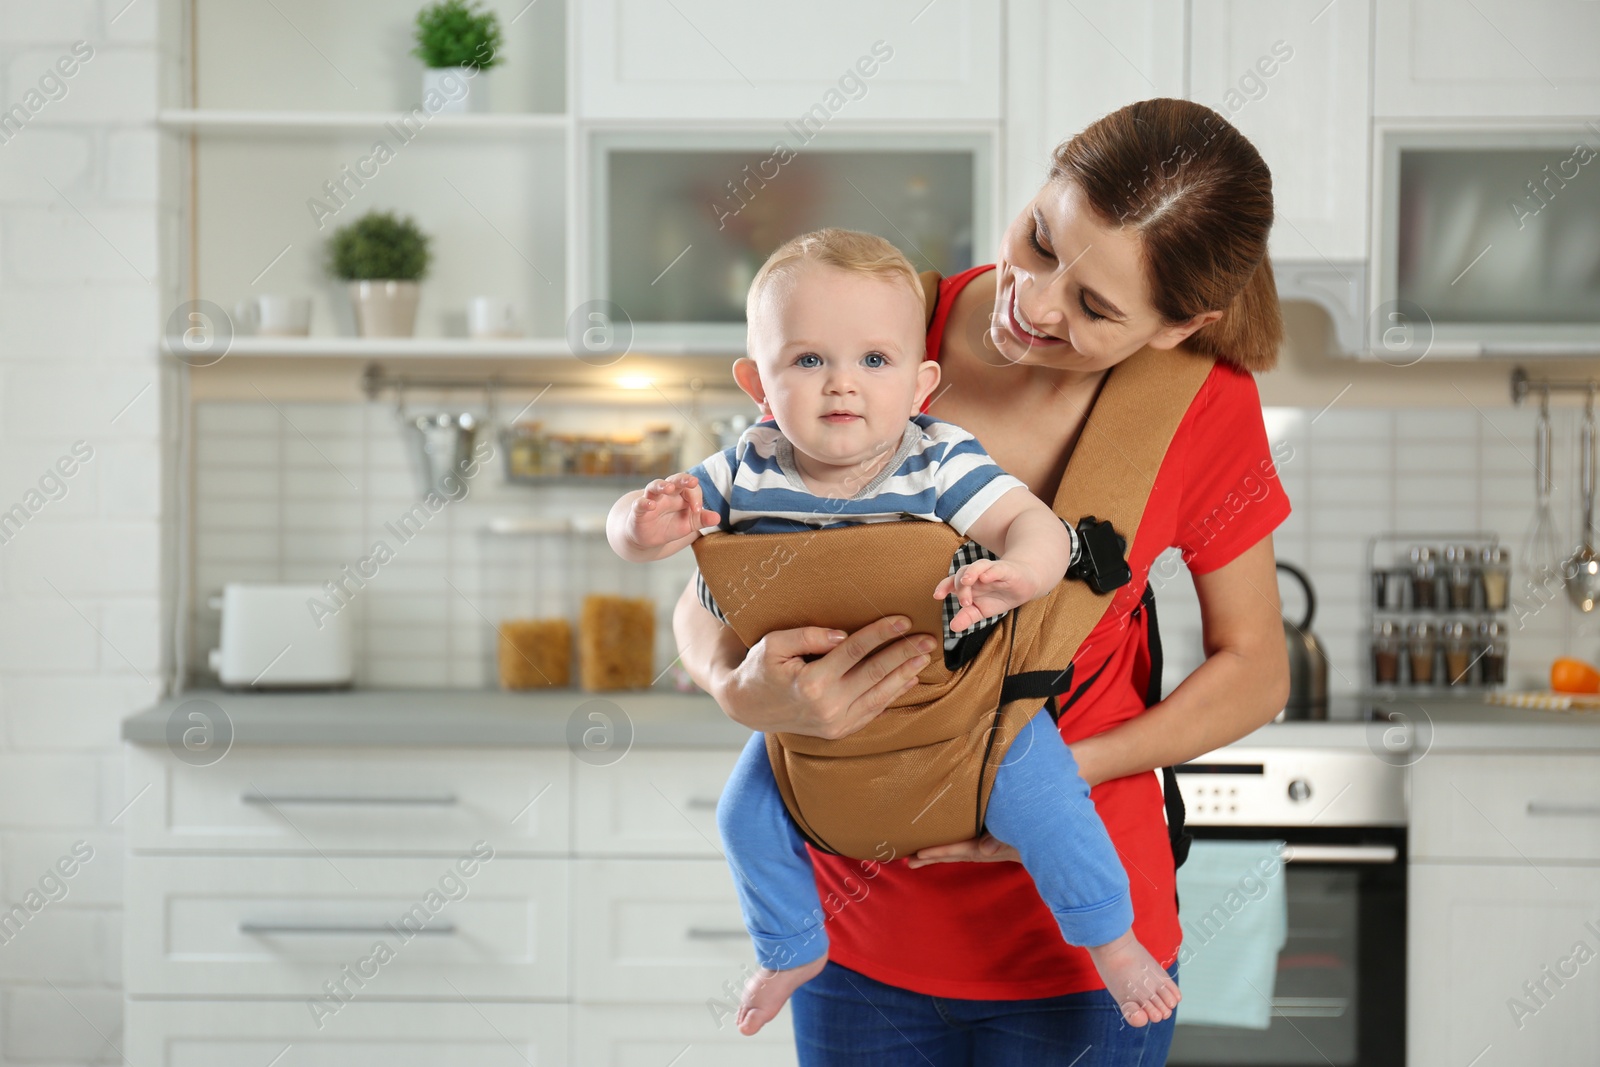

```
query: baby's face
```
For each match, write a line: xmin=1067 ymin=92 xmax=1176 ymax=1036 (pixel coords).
xmin=745 ymin=262 xmax=936 ymax=473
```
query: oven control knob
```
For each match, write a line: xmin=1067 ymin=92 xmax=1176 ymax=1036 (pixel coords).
xmin=1287 ymin=778 xmax=1312 ymax=803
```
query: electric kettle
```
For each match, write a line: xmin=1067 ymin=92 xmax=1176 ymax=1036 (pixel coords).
xmin=1278 ymin=561 xmax=1328 ymax=720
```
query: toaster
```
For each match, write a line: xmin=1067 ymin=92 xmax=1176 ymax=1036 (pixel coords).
xmin=208 ymin=583 xmax=353 ymax=688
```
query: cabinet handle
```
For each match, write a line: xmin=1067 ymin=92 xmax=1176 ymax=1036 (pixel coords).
xmin=685 ymin=926 xmax=748 ymax=941
xmin=685 ymin=796 xmax=721 ymax=811
xmin=1527 ymin=802 xmax=1600 ymax=817
xmin=1283 ymin=844 xmax=1398 ymax=865
xmin=240 ymin=921 xmax=457 ymax=936
xmin=241 ymin=792 xmax=459 ymax=806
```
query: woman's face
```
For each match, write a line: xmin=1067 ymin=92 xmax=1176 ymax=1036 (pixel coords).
xmin=989 ymin=179 xmax=1220 ymax=373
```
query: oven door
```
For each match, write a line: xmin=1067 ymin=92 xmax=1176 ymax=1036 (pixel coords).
xmin=1167 ymin=826 xmax=1406 ymax=1067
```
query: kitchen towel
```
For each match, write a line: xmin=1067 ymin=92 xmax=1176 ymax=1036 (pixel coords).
xmin=1174 ymin=839 xmax=1289 ymax=1030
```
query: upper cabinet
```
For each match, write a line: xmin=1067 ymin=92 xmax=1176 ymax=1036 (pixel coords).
xmin=1375 ymin=0 xmax=1600 ymax=118
xmin=575 ymin=0 xmax=1001 ymax=121
xmin=1002 ymin=0 xmax=1185 ymax=219
xmin=1190 ymin=0 xmax=1373 ymax=263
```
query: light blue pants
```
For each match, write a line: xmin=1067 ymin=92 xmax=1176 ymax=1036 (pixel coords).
xmin=715 ymin=705 xmax=1135 ymax=970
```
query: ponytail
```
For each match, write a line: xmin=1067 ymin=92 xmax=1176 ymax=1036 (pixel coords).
xmin=1181 ymin=254 xmax=1283 ymax=373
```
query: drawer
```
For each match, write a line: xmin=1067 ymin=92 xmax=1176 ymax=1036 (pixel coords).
xmin=572 ymin=859 xmax=760 ymax=1002
xmin=1412 ymin=752 xmax=1600 ymax=862
xmin=574 ymin=748 xmax=742 ymax=856
xmin=573 ymin=1003 xmax=798 ymax=1066
xmin=125 ymin=853 xmax=566 ymax=997
xmin=125 ymin=999 xmax=565 ymax=1067
xmin=125 ymin=745 xmax=568 ymax=854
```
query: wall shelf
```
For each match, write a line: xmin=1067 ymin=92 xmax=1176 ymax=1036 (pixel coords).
xmin=158 ymin=109 xmax=569 ymax=135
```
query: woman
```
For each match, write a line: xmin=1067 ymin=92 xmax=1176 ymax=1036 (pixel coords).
xmin=675 ymin=97 xmax=1292 ymax=1065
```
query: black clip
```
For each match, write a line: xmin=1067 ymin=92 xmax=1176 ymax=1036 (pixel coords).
xmin=1067 ymin=515 xmax=1130 ymax=595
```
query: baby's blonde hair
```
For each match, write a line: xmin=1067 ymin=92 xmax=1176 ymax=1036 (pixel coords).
xmin=745 ymin=228 xmax=922 ymax=327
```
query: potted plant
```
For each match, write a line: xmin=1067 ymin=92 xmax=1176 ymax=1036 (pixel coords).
xmin=412 ymin=0 xmax=504 ymax=114
xmin=326 ymin=211 xmax=432 ymax=338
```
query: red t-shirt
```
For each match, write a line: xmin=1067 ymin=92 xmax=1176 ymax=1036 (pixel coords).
xmin=807 ymin=264 xmax=1292 ymax=1000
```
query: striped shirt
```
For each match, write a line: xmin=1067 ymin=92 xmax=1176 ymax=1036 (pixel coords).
xmin=688 ymin=415 xmax=1079 ymax=647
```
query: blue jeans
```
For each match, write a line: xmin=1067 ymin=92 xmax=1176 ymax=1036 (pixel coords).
xmin=716 ymin=705 xmax=1134 ymax=971
xmin=792 ymin=958 xmax=1179 ymax=1066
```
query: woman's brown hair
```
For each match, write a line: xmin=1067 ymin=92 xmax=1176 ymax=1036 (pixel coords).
xmin=1049 ymin=98 xmax=1282 ymax=372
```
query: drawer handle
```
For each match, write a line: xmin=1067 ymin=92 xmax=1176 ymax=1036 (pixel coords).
xmin=1527 ymin=802 xmax=1600 ymax=817
xmin=240 ymin=921 xmax=457 ymax=936
xmin=241 ymin=792 xmax=459 ymax=806
xmin=685 ymin=926 xmax=747 ymax=941
xmin=1283 ymin=844 xmax=1398 ymax=865
xmin=685 ymin=796 xmax=721 ymax=811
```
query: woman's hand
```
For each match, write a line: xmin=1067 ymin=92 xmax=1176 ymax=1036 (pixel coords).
xmin=716 ymin=616 xmax=940 ymax=739
xmin=906 ymin=833 xmax=1021 ymax=867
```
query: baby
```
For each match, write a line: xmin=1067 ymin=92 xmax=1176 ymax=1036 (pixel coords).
xmin=606 ymin=229 xmax=1180 ymax=1034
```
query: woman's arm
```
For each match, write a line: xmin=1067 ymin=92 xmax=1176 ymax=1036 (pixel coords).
xmin=672 ymin=577 xmax=941 ymax=738
xmin=1070 ymin=534 xmax=1290 ymax=787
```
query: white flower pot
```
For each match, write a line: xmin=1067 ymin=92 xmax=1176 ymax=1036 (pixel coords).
xmin=348 ymin=280 xmax=420 ymax=338
xmin=422 ymin=66 xmax=488 ymax=114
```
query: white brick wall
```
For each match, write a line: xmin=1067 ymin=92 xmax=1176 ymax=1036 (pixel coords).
xmin=0 ymin=0 xmax=165 ymax=1060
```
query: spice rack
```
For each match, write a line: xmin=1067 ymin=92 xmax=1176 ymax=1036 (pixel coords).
xmin=1365 ymin=531 xmax=1511 ymax=695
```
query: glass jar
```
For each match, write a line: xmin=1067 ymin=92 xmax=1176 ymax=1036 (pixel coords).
xmin=1479 ymin=543 xmax=1511 ymax=613
xmin=1444 ymin=544 xmax=1476 ymax=610
xmin=1410 ymin=545 xmax=1439 ymax=609
xmin=1441 ymin=618 xmax=1473 ymax=685
xmin=1406 ymin=619 xmax=1437 ymax=685
xmin=1477 ymin=619 xmax=1508 ymax=686
xmin=1372 ymin=618 xmax=1402 ymax=686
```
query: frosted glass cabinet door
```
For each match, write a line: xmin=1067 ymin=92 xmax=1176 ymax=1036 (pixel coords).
xmin=1375 ymin=0 xmax=1600 ymax=118
xmin=575 ymin=0 xmax=1001 ymax=120
xmin=1190 ymin=0 xmax=1373 ymax=261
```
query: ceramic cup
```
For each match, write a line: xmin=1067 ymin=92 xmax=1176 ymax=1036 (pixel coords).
xmin=235 ymin=295 xmax=311 ymax=337
xmin=467 ymin=296 xmax=519 ymax=339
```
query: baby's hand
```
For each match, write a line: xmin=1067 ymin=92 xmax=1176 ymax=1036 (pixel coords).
xmin=933 ymin=559 xmax=1042 ymax=633
xmin=624 ymin=473 xmax=720 ymax=549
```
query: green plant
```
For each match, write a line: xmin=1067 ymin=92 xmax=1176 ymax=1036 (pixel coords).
xmin=412 ymin=0 xmax=504 ymax=70
xmin=326 ymin=211 xmax=432 ymax=281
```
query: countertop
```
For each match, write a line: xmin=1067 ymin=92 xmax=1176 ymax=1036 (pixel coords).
xmin=121 ymin=687 xmax=1600 ymax=752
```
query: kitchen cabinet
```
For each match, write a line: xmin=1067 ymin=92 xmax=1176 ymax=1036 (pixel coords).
xmin=1409 ymin=752 xmax=1600 ymax=1067
xmin=1374 ymin=0 xmax=1600 ymax=119
xmin=574 ymin=0 xmax=1000 ymax=121
xmin=1189 ymin=0 xmax=1373 ymax=262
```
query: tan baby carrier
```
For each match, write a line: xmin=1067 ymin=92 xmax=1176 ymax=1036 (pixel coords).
xmin=693 ymin=272 xmax=1215 ymax=862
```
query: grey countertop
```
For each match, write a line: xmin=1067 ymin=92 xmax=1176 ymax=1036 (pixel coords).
xmin=121 ymin=687 xmax=1600 ymax=752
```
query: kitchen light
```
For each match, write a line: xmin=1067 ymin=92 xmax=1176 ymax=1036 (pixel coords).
xmin=614 ymin=375 xmax=653 ymax=390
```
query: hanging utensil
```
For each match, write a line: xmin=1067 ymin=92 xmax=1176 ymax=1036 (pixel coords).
xmin=1566 ymin=389 xmax=1600 ymax=611
xmin=1523 ymin=389 xmax=1563 ymax=591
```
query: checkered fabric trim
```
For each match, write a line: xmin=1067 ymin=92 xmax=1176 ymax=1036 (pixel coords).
xmin=697 ymin=519 xmax=1080 ymax=649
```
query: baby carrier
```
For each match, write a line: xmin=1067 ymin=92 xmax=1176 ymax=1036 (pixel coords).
xmin=693 ymin=274 xmax=1216 ymax=862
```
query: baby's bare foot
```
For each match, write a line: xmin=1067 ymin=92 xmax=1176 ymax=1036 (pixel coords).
xmin=737 ymin=953 xmax=828 ymax=1036
xmin=1084 ymin=930 xmax=1181 ymax=1027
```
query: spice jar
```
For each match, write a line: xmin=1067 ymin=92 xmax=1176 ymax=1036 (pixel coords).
xmin=1371 ymin=567 xmax=1407 ymax=611
xmin=1479 ymin=544 xmax=1511 ymax=613
xmin=1372 ymin=618 xmax=1402 ymax=686
xmin=1406 ymin=619 xmax=1437 ymax=685
xmin=1441 ymin=618 xmax=1473 ymax=685
xmin=1410 ymin=545 xmax=1439 ymax=609
xmin=1444 ymin=544 xmax=1476 ymax=610
xmin=1477 ymin=619 xmax=1508 ymax=686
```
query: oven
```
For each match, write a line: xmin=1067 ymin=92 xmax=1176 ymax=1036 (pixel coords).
xmin=1166 ymin=747 xmax=1407 ymax=1067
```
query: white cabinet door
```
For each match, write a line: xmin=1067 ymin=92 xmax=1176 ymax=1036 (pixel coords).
xmin=1409 ymin=864 xmax=1600 ymax=1067
xmin=576 ymin=0 xmax=1000 ymax=120
xmin=125 ymin=854 xmax=568 ymax=998
xmin=124 ymin=746 xmax=569 ymax=854
xmin=124 ymin=999 xmax=566 ymax=1067
xmin=572 ymin=859 xmax=775 ymax=1003
xmin=1412 ymin=753 xmax=1600 ymax=863
xmin=573 ymin=1003 xmax=799 ymax=1066
xmin=1190 ymin=0 xmax=1373 ymax=261
xmin=573 ymin=748 xmax=741 ymax=856
xmin=1002 ymin=0 xmax=1186 ymax=219
xmin=1375 ymin=0 xmax=1600 ymax=118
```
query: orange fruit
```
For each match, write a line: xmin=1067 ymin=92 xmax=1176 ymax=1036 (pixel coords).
xmin=1551 ymin=657 xmax=1600 ymax=694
